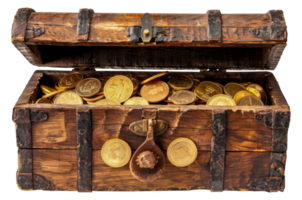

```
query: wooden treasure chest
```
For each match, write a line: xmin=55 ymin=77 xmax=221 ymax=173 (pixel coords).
xmin=12 ymin=8 xmax=290 ymax=192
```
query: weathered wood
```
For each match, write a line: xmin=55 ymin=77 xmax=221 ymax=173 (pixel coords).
xmin=25 ymin=24 xmax=45 ymax=39
xmin=268 ymin=10 xmax=287 ymax=40
xmin=77 ymin=9 xmax=94 ymax=41
xmin=12 ymin=8 xmax=35 ymax=42
xmin=247 ymin=177 xmax=284 ymax=192
xmin=77 ymin=108 xmax=92 ymax=192
xmin=207 ymin=10 xmax=221 ymax=42
xmin=272 ymin=108 xmax=290 ymax=152
xmin=270 ymin=153 xmax=286 ymax=177
xmin=17 ymin=149 xmax=33 ymax=190
xmin=265 ymin=44 xmax=286 ymax=70
xmin=210 ymin=110 xmax=226 ymax=192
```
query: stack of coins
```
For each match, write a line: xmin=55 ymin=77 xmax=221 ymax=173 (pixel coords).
xmin=35 ymin=72 xmax=267 ymax=106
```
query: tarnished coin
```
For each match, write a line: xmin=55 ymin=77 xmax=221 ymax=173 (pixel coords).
xmin=140 ymin=72 xmax=169 ymax=85
xmin=104 ymin=75 xmax=133 ymax=103
xmin=238 ymin=95 xmax=264 ymax=106
xmin=233 ymin=90 xmax=256 ymax=105
xmin=76 ymin=78 xmax=102 ymax=98
xmin=246 ymin=87 xmax=261 ymax=100
xmin=140 ymin=80 xmax=170 ymax=103
xmin=194 ymin=82 xmax=222 ymax=102
xmin=206 ymin=94 xmax=236 ymax=106
xmin=54 ymin=91 xmax=83 ymax=105
xmin=167 ymin=138 xmax=198 ymax=167
xmin=168 ymin=75 xmax=194 ymax=90
xmin=94 ymin=99 xmax=121 ymax=105
xmin=224 ymin=83 xmax=246 ymax=98
xmin=170 ymin=90 xmax=196 ymax=105
xmin=247 ymin=84 xmax=267 ymax=105
xmin=239 ymin=82 xmax=252 ymax=88
xmin=101 ymin=138 xmax=131 ymax=168
xmin=124 ymin=97 xmax=149 ymax=105
xmin=130 ymin=77 xmax=139 ymax=91
xmin=58 ymin=72 xmax=83 ymax=89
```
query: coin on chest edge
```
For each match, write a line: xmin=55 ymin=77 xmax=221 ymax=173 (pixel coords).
xmin=54 ymin=91 xmax=83 ymax=105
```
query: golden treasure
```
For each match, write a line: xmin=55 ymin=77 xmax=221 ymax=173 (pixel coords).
xmin=224 ymin=83 xmax=246 ymax=98
xmin=101 ymin=139 xmax=131 ymax=168
xmin=54 ymin=91 xmax=83 ymax=105
xmin=206 ymin=94 xmax=236 ymax=106
xmin=167 ymin=138 xmax=198 ymax=167
xmin=58 ymin=72 xmax=83 ymax=89
xmin=168 ymin=75 xmax=194 ymax=90
xmin=233 ymin=90 xmax=256 ymax=105
xmin=246 ymin=87 xmax=261 ymax=99
xmin=104 ymin=75 xmax=133 ymax=103
xmin=247 ymin=83 xmax=267 ymax=105
xmin=140 ymin=72 xmax=169 ymax=85
xmin=169 ymin=90 xmax=196 ymax=105
xmin=194 ymin=82 xmax=222 ymax=102
xmin=140 ymin=80 xmax=170 ymax=103
xmin=124 ymin=97 xmax=149 ymax=105
xmin=238 ymin=95 xmax=264 ymax=106
xmin=75 ymin=78 xmax=102 ymax=98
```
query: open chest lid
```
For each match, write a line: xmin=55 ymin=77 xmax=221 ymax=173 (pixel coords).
xmin=12 ymin=8 xmax=287 ymax=71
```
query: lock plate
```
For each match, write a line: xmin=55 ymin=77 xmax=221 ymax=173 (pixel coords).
xmin=141 ymin=13 xmax=153 ymax=43
xmin=129 ymin=119 xmax=168 ymax=136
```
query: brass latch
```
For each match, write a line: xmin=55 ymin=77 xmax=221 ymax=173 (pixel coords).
xmin=129 ymin=119 xmax=168 ymax=136
xmin=141 ymin=13 xmax=153 ymax=44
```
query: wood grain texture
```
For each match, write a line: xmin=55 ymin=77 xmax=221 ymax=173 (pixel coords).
xmin=265 ymin=44 xmax=286 ymax=70
xmin=12 ymin=8 xmax=35 ymax=42
xmin=13 ymin=108 xmax=32 ymax=148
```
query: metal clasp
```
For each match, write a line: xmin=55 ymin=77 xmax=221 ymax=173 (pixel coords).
xmin=141 ymin=13 xmax=153 ymax=44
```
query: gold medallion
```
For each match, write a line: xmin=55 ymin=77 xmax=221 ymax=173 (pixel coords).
xmin=247 ymin=84 xmax=267 ymax=105
xmin=101 ymin=138 xmax=132 ymax=168
xmin=104 ymin=75 xmax=133 ymax=103
xmin=140 ymin=80 xmax=170 ymax=103
xmin=168 ymin=75 xmax=194 ymax=90
xmin=58 ymin=72 xmax=84 ymax=89
xmin=123 ymin=97 xmax=149 ymax=105
xmin=207 ymin=94 xmax=236 ymax=106
xmin=54 ymin=91 xmax=83 ymax=105
xmin=170 ymin=90 xmax=196 ymax=105
xmin=76 ymin=78 xmax=102 ymax=98
xmin=246 ymin=87 xmax=261 ymax=100
xmin=167 ymin=138 xmax=198 ymax=167
xmin=194 ymin=82 xmax=222 ymax=102
xmin=224 ymin=83 xmax=246 ymax=98
xmin=140 ymin=72 xmax=169 ymax=85
xmin=238 ymin=95 xmax=264 ymax=106
xmin=233 ymin=90 xmax=256 ymax=105
xmin=130 ymin=77 xmax=139 ymax=91
xmin=94 ymin=99 xmax=121 ymax=105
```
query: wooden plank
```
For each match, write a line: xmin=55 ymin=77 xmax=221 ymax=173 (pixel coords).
xmin=17 ymin=149 xmax=33 ymax=190
xmin=77 ymin=9 xmax=94 ymax=41
xmin=207 ymin=10 xmax=221 ymax=42
xmin=32 ymin=149 xmax=77 ymax=191
xmin=12 ymin=8 xmax=35 ymax=42
xmin=265 ymin=44 xmax=286 ymax=70
xmin=92 ymin=150 xmax=211 ymax=191
xmin=77 ymin=108 xmax=92 ymax=192
xmin=224 ymin=152 xmax=270 ymax=191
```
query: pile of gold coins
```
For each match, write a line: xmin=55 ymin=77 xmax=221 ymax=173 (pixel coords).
xmin=35 ymin=72 xmax=267 ymax=106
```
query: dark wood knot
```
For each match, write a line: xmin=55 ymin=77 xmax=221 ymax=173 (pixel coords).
xmin=136 ymin=151 xmax=159 ymax=169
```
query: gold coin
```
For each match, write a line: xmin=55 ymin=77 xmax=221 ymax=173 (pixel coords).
xmin=40 ymin=85 xmax=56 ymax=95
xmin=54 ymin=91 xmax=83 ymax=105
xmin=140 ymin=72 xmax=169 ymax=85
xmin=168 ymin=75 xmax=194 ymax=90
xmin=94 ymin=99 xmax=121 ymax=105
xmin=82 ymin=95 xmax=105 ymax=102
xmin=130 ymin=77 xmax=139 ymax=91
xmin=215 ymin=83 xmax=224 ymax=92
xmin=58 ymin=72 xmax=84 ymax=89
xmin=99 ymin=78 xmax=109 ymax=92
xmin=246 ymin=87 xmax=261 ymax=100
xmin=170 ymin=90 xmax=196 ymax=105
xmin=167 ymin=138 xmax=198 ymax=167
xmin=238 ymin=95 xmax=264 ymax=106
xmin=101 ymin=138 xmax=131 ymax=168
xmin=104 ymin=75 xmax=133 ymax=103
xmin=131 ymin=89 xmax=138 ymax=97
xmin=224 ymin=83 xmax=246 ymax=98
xmin=55 ymin=84 xmax=69 ymax=91
xmin=123 ymin=97 xmax=149 ymax=105
xmin=51 ymin=94 xmax=59 ymax=104
xmin=247 ymin=84 xmax=267 ymax=105
xmin=239 ymin=82 xmax=252 ymax=88
xmin=140 ymin=80 xmax=170 ymax=103
xmin=207 ymin=94 xmax=236 ymax=106
xmin=233 ymin=90 xmax=256 ymax=105
xmin=36 ymin=97 xmax=52 ymax=104
xmin=194 ymin=82 xmax=221 ymax=102
xmin=76 ymin=78 xmax=102 ymax=98
xmin=41 ymin=90 xmax=65 ymax=99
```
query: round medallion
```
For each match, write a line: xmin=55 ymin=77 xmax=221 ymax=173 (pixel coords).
xmin=101 ymin=139 xmax=132 ymax=168
xmin=167 ymin=138 xmax=198 ymax=167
